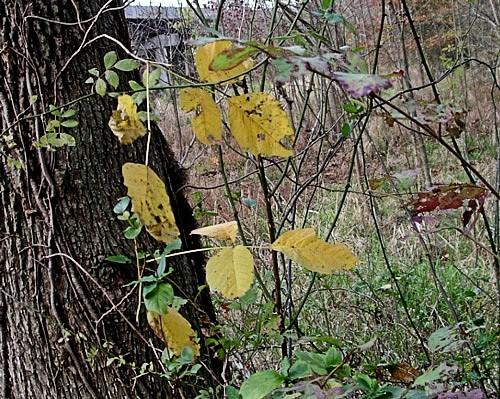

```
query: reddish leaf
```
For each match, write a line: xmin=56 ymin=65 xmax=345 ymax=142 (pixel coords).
xmin=408 ymin=184 xmax=487 ymax=217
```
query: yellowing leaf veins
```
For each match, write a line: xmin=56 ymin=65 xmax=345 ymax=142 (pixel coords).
xmin=179 ymin=88 xmax=222 ymax=145
xmin=271 ymin=228 xmax=358 ymax=274
xmin=195 ymin=40 xmax=253 ymax=83
xmin=108 ymin=95 xmax=146 ymax=145
xmin=147 ymin=308 xmax=200 ymax=357
xmin=228 ymin=93 xmax=294 ymax=157
xmin=191 ymin=221 xmax=238 ymax=243
xmin=122 ymin=163 xmax=180 ymax=243
xmin=206 ymin=246 xmax=254 ymax=299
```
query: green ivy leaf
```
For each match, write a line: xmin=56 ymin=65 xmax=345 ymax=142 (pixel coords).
xmin=33 ymin=133 xmax=76 ymax=149
xmin=129 ymin=80 xmax=144 ymax=91
xmin=113 ymin=196 xmax=130 ymax=214
xmin=239 ymin=370 xmax=284 ymax=399
xmin=88 ymin=68 xmax=99 ymax=77
xmin=105 ymin=255 xmax=131 ymax=264
xmin=105 ymin=70 xmax=120 ymax=89
xmin=124 ymin=224 xmax=142 ymax=239
xmin=61 ymin=120 xmax=79 ymax=128
xmin=288 ymin=361 xmax=313 ymax=381
xmin=104 ymin=51 xmax=118 ymax=69
xmin=143 ymin=283 xmax=174 ymax=314
xmin=114 ymin=59 xmax=140 ymax=71
xmin=95 ymin=78 xmax=107 ymax=96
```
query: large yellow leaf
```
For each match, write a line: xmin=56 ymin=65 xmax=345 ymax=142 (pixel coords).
xmin=206 ymin=246 xmax=254 ymax=299
xmin=194 ymin=40 xmax=253 ymax=83
xmin=271 ymin=228 xmax=358 ymax=274
xmin=179 ymin=88 xmax=222 ymax=145
xmin=108 ymin=95 xmax=146 ymax=145
xmin=147 ymin=308 xmax=200 ymax=357
xmin=122 ymin=163 xmax=180 ymax=243
xmin=228 ymin=93 xmax=294 ymax=157
xmin=191 ymin=221 xmax=238 ymax=243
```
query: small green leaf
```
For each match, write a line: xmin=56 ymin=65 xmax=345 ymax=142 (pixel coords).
xmin=33 ymin=133 xmax=75 ymax=149
xmin=241 ymin=197 xmax=257 ymax=207
xmin=321 ymin=0 xmax=333 ymax=10
xmin=143 ymin=283 xmax=174 ymax=314
xmin=114 ymin=59 xmax=140 ymax=71
xmin=95 ymin=78 xmax=107 ymax=96
xmin=61 ymin=109 xmax=77 ymax=118
xmin=341 ymin=122 xmax=352 ymax=138
xmin=29 ymin=95 xmax=38 ymax=105
xmin=239 ymin=370 xmax=285 ymax=399
xmin=225 ymin=386 xmax=241 ymax=399
xmin=142 ymin=67 xmax=162 ymax=87
xmin=288 ymin=361 xmax=313 ymax=380
xmin=104 ymin=51 xmax=118 ymax=69
xmin=124 ymin=224 xmax=142 ymax=239
xmin=114 ymin=196 xmax=130 ymax=214
xmin=129 ymin=80 xmax=144 ymax=91
xmin=88 ymin=68 xmax=100 ymax=77
xmin=61 ymin=120 xmax=79 ymax=128
xmin=105 ymin=255 xmax=131 ymax=264
xmin=163 ymin=238 xmax=182 ymax=255
xmin=105 ymin=70 xmax=120 ymax=89
xmin=85 ymin=77 xmax=95 ymax=84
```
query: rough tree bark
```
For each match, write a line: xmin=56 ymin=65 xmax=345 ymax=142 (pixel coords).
xmin=0 ymin=1 xmax=218 ymax=398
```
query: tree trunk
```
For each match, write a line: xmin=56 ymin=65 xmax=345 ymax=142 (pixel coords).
xmin=0 ymin=1 xmax=218 ymax=398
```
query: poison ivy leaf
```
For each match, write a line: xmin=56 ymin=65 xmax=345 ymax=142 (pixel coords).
xmin=206 ymin=245 xmax=254 ymax=299
xmin=195 ymin=40 xmax=253 ymax=83
xmin=129 ymin=80 xmax=144 ymax=91
xmin=122 ymin=163 xmax=180 ymax=243
xmin=142 ymin=67 xmax=162 ymax=87
xmin=228 ymin=92 xmax=294 ymax=157
xmin=105 ymin=70 xmax=120 ymax=89
xmin=332 ymin=72 xmax=392 ymax=98
xmin=239 ymin=370 xmax=285 ymax=399
xmin=143 ymin=283 xmax=174 ymax=314
xmin=61 ymin=109 xmax=76 ymax=118
xmin=271 ymin=228 xmax=358 ymax=274
xmin=179 ymin=88 xmax=222 ymax=144
xmin=190 ymin=221 xmax=238 ymax=243
xmin=210 ymin=46 xmax=258 ymax=71
xmin=114 ymin=58 xmax=140 ymax=71
xmin=95 ymin=78 xmax=107 ymax=96
xmin=104 ymin=51 xmax=118 ymax=69
xmin=108 ymin=95 xmax=147 ymax=145
xmin=147 ymin=308 xmax=200 ymax=357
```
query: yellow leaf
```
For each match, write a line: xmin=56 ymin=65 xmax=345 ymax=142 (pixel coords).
xmin=179 ymin=88 xmax=222 ymax=145
xmin=271 ymin=228 xmax=358 ymax=274
xmin=195 ymin=40 xmax=253 ymax=83
xmin=228 ymin=93 xmax=294 ymax=157
xmin=191 ymin=221 xmax=238 ymax=243
xmin=108 ymin=95 xmax=146 ymax=145
xmin=147 ymin=308 xmax=200 ymax=357
xmin=122 ymin=163 xmax=180 ymax=243
xmin=206 ymin=246 xmax=254 ymax=299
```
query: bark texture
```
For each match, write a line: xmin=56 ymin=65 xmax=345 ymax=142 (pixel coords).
xmin=0 ymin=1 xmax=217 ymax=398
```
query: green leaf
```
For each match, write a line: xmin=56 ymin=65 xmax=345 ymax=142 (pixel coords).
xmin=29 ymin=95 xmax=38 ymax=105
xmin=61 ymin=120 xmax=79 ymax=128
xmin=143 ymin=67 xmax=162 ymax=87
xmin=288 ymin=361 xmax=313 ymax=380
xmin=321 ymin=0 xmax=333 ymax=10
xmin=210 ymin=46 xmax=257 ymax=71
xmin=414 ymin=363 xmax=456 ymax=387
xmin=163 ymin=238 xmax=182 ymax=255
xmin=88 ymin=68 xmax=99 ymax=77
xmin=95 ymin=78 xmax=107 ymax=96
xmin=226 ymin=386 xmax=241 ymax=399
xmin=113 ymin=196 xmax=130 ymax=214
xmin=104 ymin=51 xmax=118 ymax=69
xmin=325 ymin=347 xmax=342 ymax=368
xmin=33 ymin=133 xmax=76 ymax=149
xmin=239 ymin=370 xmax=285 ymax=399
xmin=295 ymin=351 xmax=327 ymax=375
xmin=114 ymin=59 xmax=140 ymax=71
xmin=124 ymin=224 xmax=142 ymax=239
xmin=143 ymin=283 xmax=174 ymax=314
xmin=341 ymin=122 xmax=352 ymax=138
xmin=105 ymin=255 xmax=131 ymax=264
xmin=105 ymin=70 xmax=120 ymax=89
xmin=129 ymin=80 xmax=144 ymax=91
xmin=61 ymin=109 xmax=77 ymax=118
